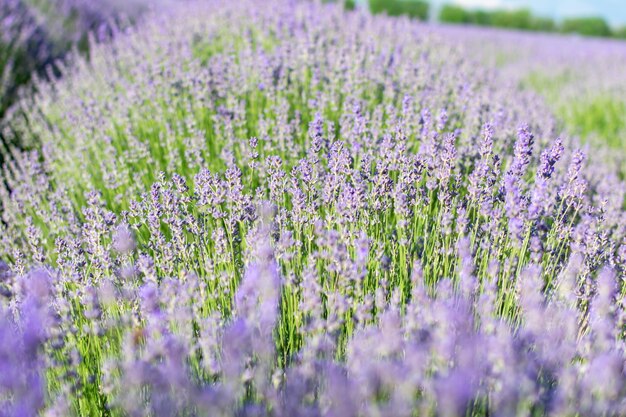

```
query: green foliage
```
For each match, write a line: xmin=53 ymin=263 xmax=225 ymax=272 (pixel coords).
xmin=439 ymin=4 xmax=470 ymax=23
xmin=1 ymin=41 xmax=27 ymax=120
xmin=439 ymin=5 xmax=557 ymax=32
xmin=531 ymin=17 xmax=557 ymax=32
xmin=525 ymin=71 xmax=626 ymax=152
xmin=369 ymin=0 xmax=429 ymax=20
xmin=490 ymin=9 xmax=533 ymax=30
xmin=439 ymin=4 xmax=621 ymax=39
xmin=472 ymin=10 xmax=491 ymax=26
xmin=563 ymin=95 xmax=626 ymax=150
xmin=561 ymin=17 xmax=612 ymax=37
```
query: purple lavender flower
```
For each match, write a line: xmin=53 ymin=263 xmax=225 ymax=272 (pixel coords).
xmin=112 ymin=223 xmax=136 ymax=254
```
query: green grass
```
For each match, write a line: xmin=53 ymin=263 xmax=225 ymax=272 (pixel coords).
xmin=524 ymin=71 xmax=626 ymax=152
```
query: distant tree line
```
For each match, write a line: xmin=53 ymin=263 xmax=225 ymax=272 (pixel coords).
xmin=368 ymin=0 xmax=429 ymax=20
xmin=439 ymin=4 xmax=626 ymax=39
xmin=330 ymin=0 xmax=626 ymax=40
xmin=326 ymin=0 xmax=429 ymax=20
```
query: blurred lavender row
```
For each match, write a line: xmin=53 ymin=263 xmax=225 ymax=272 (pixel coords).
xmin=432 ymin=24 xmax=626 ymax=86
xmin=434 ymin=24 xmax=626 ymax=154
xmin=0 ymin=0 xmax=155 ymax=126
xmin=0 ymin=0 xmax=625 ymax=416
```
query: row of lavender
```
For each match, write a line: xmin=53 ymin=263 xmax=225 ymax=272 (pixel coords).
xmin=1 ymin=1 xmax=625 ymax=416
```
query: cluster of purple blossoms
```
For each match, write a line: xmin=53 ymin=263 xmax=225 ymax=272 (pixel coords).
xmin=0 ymin=0 xmax=625 ymax=416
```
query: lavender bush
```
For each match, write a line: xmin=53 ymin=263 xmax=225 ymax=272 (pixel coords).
xmin=0 ymin=1 xmax=625 ymax=416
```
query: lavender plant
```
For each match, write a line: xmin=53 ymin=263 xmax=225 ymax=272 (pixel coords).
xmin=0 ymin=1 xmax=625 ymax=416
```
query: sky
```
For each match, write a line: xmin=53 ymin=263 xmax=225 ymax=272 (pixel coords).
xmin=430 ymin=0 xmax=626 ymax=26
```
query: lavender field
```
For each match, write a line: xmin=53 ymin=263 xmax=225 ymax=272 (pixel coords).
xmin=1 ymin=0 xmax=625 ymax=416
